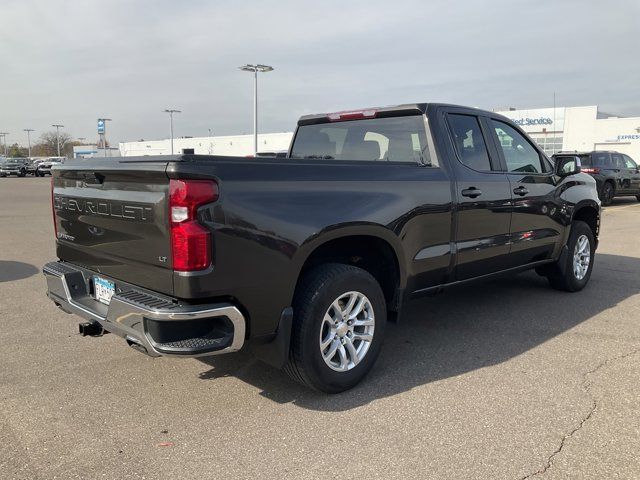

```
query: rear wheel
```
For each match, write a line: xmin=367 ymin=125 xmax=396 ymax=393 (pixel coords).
xmin=19 ymin=168 xmax=26 ymax=177
xmin=546 ymin=221 xmax=595 ymax=292
xmin=284 ymin=263 xmax=386 ymax=393
xmin=600 ymin=182 xmax=614 ymax=206
xmin=636 ymin=195 xmax=640 ymax=202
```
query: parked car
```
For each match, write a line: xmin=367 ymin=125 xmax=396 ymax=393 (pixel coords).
xmin=554 ymin=151 xmax=640 ymax=205
xmin=36 ymin=157 xmax=65 ymax=176
xmin=44 ymin=103 xmax=600 ymax=392
xmin=0 ymin=158 xmax=29 ymax=177
xmin=26 ymin=158 xmax=45 ymax=175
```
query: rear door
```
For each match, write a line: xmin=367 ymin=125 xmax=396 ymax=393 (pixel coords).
xmin=53 ymin=159 xmax=174 ymax=295
xmin=487 ymin=118 xmax=560 ymax=266
xmin=442 ymin=109 xmax=512 ymax=280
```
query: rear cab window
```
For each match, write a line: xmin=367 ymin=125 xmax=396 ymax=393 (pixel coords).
xmin=446 ymin=114 xmax=493 ymax=171
xmin=290 ymin=115 xmax=435 ymax=165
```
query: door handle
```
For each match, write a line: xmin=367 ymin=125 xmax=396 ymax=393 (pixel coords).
xmin=461 ymin=187 xmax=482 ymax=198
xmin=513 ymin=186 xmax=529 ymax=196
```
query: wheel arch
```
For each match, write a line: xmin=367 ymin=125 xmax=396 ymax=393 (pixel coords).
xmin=572 ymin=200 xmax=600 ymax=240
xmin=292 ymin=225 xmax=407 ymax=309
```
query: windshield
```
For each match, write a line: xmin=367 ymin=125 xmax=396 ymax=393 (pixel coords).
xmin=290 ymin=115 xmax=431 ymax=164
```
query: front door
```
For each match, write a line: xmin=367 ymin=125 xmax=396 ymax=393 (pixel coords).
xmin=611 ymin=153 xmax=631 ymax=193
xmin=487 ymin=118 xmax=562 ymax=266
xmin=443 ymin=111 xmax=513 ymax=280
xmin=622 ymin=154 xmax=640 ymax=194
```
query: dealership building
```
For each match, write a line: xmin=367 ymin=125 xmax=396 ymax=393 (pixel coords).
xmin=119 ymin=132 xmax=294 ymax=157
xmin=495 ymin=105 xmax=640 ymax=159
xmin=116 ymin=105 xmax=640 ymax=161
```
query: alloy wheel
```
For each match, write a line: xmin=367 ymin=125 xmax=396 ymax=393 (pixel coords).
xmin=319 ymin=291 xmax=375 ymax=372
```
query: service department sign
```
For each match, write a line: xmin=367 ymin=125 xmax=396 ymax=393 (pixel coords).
xmin=497 ymin=107 xmax=565 ymax=133
xmin=97 ymin=119 xmax=105 ymax=134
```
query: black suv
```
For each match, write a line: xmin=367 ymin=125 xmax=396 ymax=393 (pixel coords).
xmin=554 ymin=151 xmax=640 ymax=205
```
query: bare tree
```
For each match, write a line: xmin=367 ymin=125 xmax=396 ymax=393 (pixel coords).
xmin=35 ymin=131 xmax=73 ymax=157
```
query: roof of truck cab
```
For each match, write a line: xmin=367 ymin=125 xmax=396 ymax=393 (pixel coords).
xmin=297 ymin=103 xmax=508 ymax=125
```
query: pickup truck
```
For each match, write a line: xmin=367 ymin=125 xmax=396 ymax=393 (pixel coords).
xmin=0 ymin=158 xmax=29 ymax=177
xmin=44 ymin=103 xmax=601 ymax=392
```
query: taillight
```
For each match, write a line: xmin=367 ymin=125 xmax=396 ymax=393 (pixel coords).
xmin=327 ymin=109 xmax=377 ymax=122
xmin=51 ymin=176 xmax=57 ymax=238
xmin=581 ymin=167 xmax=600 ymax=174
xmin=169 ymin=179 xmax=219 ymax=271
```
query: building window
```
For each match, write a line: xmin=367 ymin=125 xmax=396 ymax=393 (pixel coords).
xmin=529 ymin=134 xmax=563 ymax=155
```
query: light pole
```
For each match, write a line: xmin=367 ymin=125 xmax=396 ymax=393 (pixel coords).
xmin=239 ymin=64 xmax=274 ymax=156
xmin=24 ymin=129 xmax=34 ymax=158
xmin=52 ymin=124 xmax=64 ymax=157
xmin=98 ymin=118 xmax=112 ymax=157
xmin=163 ymin=109 xmax=181 ymax=155
xmin=0 ymin=133 xmax=8 ymax=156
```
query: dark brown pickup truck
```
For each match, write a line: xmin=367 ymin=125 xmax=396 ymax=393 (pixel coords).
xmin=44 ymin=103 xmax=600 ymax=392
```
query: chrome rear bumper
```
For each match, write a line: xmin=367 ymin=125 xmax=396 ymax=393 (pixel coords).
xmin=43 ymin=261 xmax=246 ymax=357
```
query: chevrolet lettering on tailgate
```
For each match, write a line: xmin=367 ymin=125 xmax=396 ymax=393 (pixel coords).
xmin=53 ymin=195 xmax=154 ymax=222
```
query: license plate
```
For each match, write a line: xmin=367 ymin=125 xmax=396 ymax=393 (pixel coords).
xmin=94 ymin=276 xmax=115 ymax=305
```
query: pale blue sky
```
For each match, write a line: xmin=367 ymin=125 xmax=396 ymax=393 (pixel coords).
xmin=1 ymin=0 xmax=638 ymax=145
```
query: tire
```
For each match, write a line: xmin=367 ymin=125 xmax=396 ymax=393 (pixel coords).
xmin=19 ymin=169 xmax=26 ymax=177
xmin=600 ymin=182 xmax=614 ymax=206
xmin=636 ymin=195 xmax=640 ymax=202
xmin=546 ymin=221 xmax=595 ymax=292
xmin=284 ymin=263 xmax=386 ymax=393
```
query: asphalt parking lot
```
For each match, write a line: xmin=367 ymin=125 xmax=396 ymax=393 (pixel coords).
xmin=1 ymin=176 xmax=639 ymax=479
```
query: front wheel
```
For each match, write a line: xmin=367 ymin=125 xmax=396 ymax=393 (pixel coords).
xmin=284 ymin=263 xmax=386 ymax=393
xmin=546 ymin=221 xmax=595 ymax=292
xmin=19 ymin=169 xmax=26 ymax=177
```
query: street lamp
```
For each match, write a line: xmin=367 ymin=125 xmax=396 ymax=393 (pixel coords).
xmin=23 ymin=129 xmax=34 ymax=158
xmin=239 ymin=64 xmax=274 ymax=156
xmin=98 ymin=118 xmax=112 ymax=157
xmin=0 ymin=133 xmax=8 ymax=156
xmin=163 ymin=109 xmax=181 ymax=155
xmin=52 ymin=124 xmax=64 ymax=157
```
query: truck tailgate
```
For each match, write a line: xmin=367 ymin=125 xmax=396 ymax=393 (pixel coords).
xmin=53 ymin=160 xmax=174 ymax=296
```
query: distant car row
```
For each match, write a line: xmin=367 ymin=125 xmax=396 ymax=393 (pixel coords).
xmin=0 ymin=157 xmax=65 ymax=177
xmin=553 ymin=151 xmax=640 ymax=205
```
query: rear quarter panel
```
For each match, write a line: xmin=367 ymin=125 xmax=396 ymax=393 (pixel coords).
xmin=168 ymin=157 xmax=453 ymax=337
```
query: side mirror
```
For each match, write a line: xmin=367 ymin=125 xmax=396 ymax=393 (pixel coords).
xmin=554 ymin=155 xmax=581 ymax=177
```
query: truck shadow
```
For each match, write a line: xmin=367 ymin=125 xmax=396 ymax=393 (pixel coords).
xmin=0 ymin=261 xmax=39 ymax=283
xmin=197 ymin=253 xmax=639 ymax=411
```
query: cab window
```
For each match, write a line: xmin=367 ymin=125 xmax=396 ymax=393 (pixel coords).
xmin=611 ymin=153 xmax=625 ymax=169
xmin=492 ymin=120 xmax=545 ymax=174
xmin=446 ymin=114 xmax=493 ymax=171
xmin=623 ymin=154 xmax=637 ymax=169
